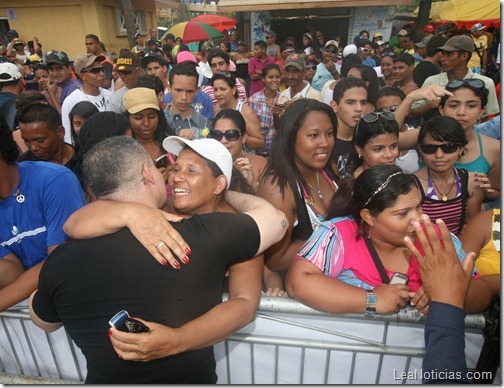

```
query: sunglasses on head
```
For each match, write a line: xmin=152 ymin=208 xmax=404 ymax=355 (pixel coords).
xmin=81 ymin=67 xmax=104 ymax=74
xmin=324 ymin=48 xmax=337 ymax=54
xmin=446 ymin=78 xmax=485 ymax=91
xmin=283 ymin=48 xmax=295 ymax=54
xmin=361 ymin=111 xmax=396 ymax=123
xmin=419 ymin=143 xmax=460 ymax=154
xmin=209 ymin=129 xmax=241 ymax=142
xmin=306 ymin=65 xmax=317 ymax=71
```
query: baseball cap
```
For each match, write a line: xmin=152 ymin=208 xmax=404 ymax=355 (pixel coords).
xmin=201 ymin=41 xmax=215 ymax=53
xmin=303 ymin=32 xmax=313 ymax=42
xmin=73 ymin=53 xmax=106 ymax=74
xmin=342 ymin=44 xmax=358 ymax=57
xmin=324 ymin=40 xmax=339 ymax=49
xmin=6 ymin=30 xmax=18 ymax=38
xmin=116 ymin=50 xmax=141 ymax=71
xmin=45 ymin=51 xmax=70 ymax=66
xmin=141 ymin=52 xmax=168 ymax=68
xmin=165 ymin=33 xmax=175 ymax=41
xmin=162 ymin=136 xmax=233 ymax=188
xmin=284 ymin=54 xmax=305 ymax=70
xmin=134 ymin=32 xmax=144 ymax=39
xmin=238 ymin=40 xmax=245 ymax=45
xmin=415 ymin=35 xmax=433 ymax=48
xmin=398 ymin=29 xmax=409 ymax=36
xmin=376 ymin=40 xmax=387 ymax=47
xmin=0 ymin=62 xmax=21 ymax=82
xmin=26 ymin=54 xmax=42 ymax=64
xmin=471 ymin=23 xmax=486 ymax=34
xmin=176 ymin=51 xmax=197 ymax=64
xmin=435 ymin=35 xmax=473 ymax=53
xmin=11 ymin=38 xmax=23 ymax=46
xmin=147 ymin=38 xmax=159 ymax=47
xmin=423 ymin=24 xmax=435 ymax=33
xmin=123 ymin=87 xmax=160 ymax=114
xmin=373 ymin=32 xmax=383 ymax=39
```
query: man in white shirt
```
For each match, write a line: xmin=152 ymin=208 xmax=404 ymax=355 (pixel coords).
xmin=278 ymin=54 xmax=322 ymax=106
xmin=61 ymin=53 xmax=112 ymax=144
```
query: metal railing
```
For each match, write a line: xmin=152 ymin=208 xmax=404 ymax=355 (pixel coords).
xmin=0 ymin=296 xmax=487 ymax=384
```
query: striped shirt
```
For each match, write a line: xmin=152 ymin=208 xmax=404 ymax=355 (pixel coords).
xmin=248 ymin=90 xmax=279 ymax=153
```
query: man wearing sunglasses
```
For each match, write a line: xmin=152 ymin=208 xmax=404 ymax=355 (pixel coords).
xmin=312 ymin=40 xmax=339 ymax=92
xmin=357 ymin=39 xmax=376 ymax=68
xmin=61 ymin=53 xmax=112 ymax=144
xmin=109 ymin=50 xmax=143 ymax=113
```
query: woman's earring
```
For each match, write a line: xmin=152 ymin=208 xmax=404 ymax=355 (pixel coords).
xmin=358 ymin=154 xmax=362 ymax=159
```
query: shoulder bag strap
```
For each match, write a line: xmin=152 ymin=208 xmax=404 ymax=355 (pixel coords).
xmin=363 ymin=237 xmax=390 ymax=284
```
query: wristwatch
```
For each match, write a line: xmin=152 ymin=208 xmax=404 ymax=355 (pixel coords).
xmin=365 ymin=290 xmax=377 ymax=317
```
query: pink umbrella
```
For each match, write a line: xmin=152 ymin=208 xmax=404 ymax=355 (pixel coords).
xmin=190 ymin=14 xmax=237 ymax=32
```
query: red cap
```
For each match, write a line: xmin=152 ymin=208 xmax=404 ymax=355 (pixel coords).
xmin=423 ymin=24 xmax=435 ymax=33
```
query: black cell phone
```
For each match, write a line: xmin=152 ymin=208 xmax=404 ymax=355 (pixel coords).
xmin=389 ymin=272 xmax=409 ymax=285
xmin=109 ymin=310 xmax=150 ymax=333
xmin=154 ymin=154 xmax=169 ymax=168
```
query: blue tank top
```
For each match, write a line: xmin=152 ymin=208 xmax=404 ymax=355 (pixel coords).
xmin=455 ymin=132 xmax=491 ymax=175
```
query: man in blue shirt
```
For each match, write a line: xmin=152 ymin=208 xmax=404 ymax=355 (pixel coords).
xmin=0 ymin=118 xmax=85 ymax=312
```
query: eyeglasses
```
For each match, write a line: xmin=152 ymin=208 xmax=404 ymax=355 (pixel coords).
xmin=81 ymin=67 xmax=104 ymax=74
xmin=377 ymin=105 xmax=399 ymax=113
xmin=418 ymin=143 xmax=461 ymax=154
xmin=446 ymin=78 xmax=485 ymax=91
xmin=324 ymin=48 xmax=337 ymax=54
xmin=306 ymin=65 xmax=317 ymax=71
xmin=361 ymin=111 xmax=396 ymax=123
xmin=209 ymin=129 xmax=241 ymax=142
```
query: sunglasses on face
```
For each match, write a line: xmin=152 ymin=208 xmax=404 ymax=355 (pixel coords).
xmin=446 ymin=78 xmax=485 ymax=91
xmin=81 ymin=67 xmax=104 ymax=74
xmin=306 ymin=65 xmax=317 ymax=71
xmin=209 ymin=129 xmax=241 ymax=142
xmin=324 ymin=48 xmax=337 ymax=54
xmin=377 ymin=105 xmax=399 ymax=113
xmin=361 ymin=48 xmax=372 ymax=53
xmin=361 ymin=111 xmax=395 ymax=123
xmin=382 ymin=52 xmax=396 ymax=57
xmin=419 ymin=143 xmax=461 ymax=154
xmin=266 ymin=36 xmax=273 ymax=39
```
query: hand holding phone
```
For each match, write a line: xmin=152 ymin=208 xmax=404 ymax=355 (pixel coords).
xmin=109 ymin=310 xmax=150 ymax=333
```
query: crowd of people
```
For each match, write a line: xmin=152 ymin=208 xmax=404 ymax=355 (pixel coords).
xmin=0 ymin=20 xmax=500 ymax=383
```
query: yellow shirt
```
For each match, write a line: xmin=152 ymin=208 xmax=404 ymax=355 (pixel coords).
xmin=474 ymin=209 xmax=500 ymax=276
xmin=469 ymin=35 xmax=487 ymax=69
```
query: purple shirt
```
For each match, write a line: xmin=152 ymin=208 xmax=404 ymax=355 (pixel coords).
xmin=60 ymin=78 xmax=82 ymax=106
xmin=248 ymin=55 xmax=275 ymax=96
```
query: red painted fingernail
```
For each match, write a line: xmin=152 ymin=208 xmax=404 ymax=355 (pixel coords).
xmin=181 ymin=256 xmax=190 ymax=264
xmin=178 ymin=214 xmax=185 ymax=217
xmin=162 ymin=259 xmax=168 ymax=266
xmin=172 ymin=261 xmax=181 ymax=269
xmin=108 ymin=329 xmax=112 ymax=336
xmin=185 ymin=247 xmax=191 ymax=255
xmin=118 ymin=355 xmax=122 ymax=359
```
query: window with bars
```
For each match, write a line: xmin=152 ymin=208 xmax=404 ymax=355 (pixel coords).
xmin=115 ymin=7 xmax=147 ymax=36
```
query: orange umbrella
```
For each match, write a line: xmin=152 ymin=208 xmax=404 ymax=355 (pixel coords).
xmin=190 ymin=14 xmax=237 ymax=32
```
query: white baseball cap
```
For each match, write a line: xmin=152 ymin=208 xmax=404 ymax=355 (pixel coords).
xmin=0 ymin=62 xmax=21 ymax=82
xmin=342 ymin=44 xmax=358 ymax=57
xmin=162 ymin=136 xmax=232 ymax=188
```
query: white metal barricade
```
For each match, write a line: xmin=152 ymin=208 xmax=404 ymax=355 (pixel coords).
xmin=0 ymin=296 xmax=491 ymax=384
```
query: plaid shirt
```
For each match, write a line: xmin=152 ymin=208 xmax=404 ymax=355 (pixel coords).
xmin=248 ymin=90 xmax=279 ymax=153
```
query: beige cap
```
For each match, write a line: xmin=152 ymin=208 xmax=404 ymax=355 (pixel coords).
xmin=74 ymin=53 xmax=106 ymax=74
xmin=123 ymin=87 xmax=160 ymax=114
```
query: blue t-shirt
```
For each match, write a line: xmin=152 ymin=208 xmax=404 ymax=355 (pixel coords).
xmin=0 ymin=162 xmax=86 ymax=269
xmin=163 ymin=90 xmax=214 ymax=119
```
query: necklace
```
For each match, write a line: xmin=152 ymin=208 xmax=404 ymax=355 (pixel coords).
xmin=306 ymin=170 xmax=323 ymax=200
xmin=430 ymin=169 xmax=456 ymax=202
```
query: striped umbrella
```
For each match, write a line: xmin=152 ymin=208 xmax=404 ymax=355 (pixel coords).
xmin=162 ymin=21 xmax=224 ymax=44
